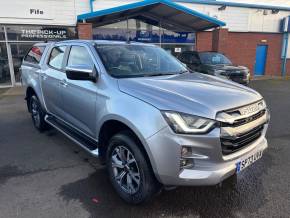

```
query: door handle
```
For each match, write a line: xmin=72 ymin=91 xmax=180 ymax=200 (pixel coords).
xmin=60 ymin=80 xmax=68 ymax=87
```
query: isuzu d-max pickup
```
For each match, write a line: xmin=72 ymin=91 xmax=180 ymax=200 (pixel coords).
xmin=21 ymin=40 xmax=270 ymax=204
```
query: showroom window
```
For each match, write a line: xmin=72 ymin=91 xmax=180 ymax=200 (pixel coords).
xmin=0 ymin=25 xmax=76 ymax=87
xmin=92 ymin=18 xmax=195 ymax=57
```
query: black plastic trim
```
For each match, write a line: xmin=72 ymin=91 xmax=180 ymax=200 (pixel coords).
xmin=46 ymin=115 xmax=98 ymax=150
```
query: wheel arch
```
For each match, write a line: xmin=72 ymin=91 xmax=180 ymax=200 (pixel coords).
xmin=97 ymin=118 xmax=158 ymax=179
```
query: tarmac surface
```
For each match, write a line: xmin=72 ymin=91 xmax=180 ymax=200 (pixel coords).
xmin=0 ymin=80 xmax=289 ymax=218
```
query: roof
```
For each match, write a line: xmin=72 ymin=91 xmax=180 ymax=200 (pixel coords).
xmin=77 ymin=0 xmax=226 ymax=32
xmin=59 ymin=39 xmax=157 ymax=46
xmin=174 ymin=0 xmax=290 ymax=11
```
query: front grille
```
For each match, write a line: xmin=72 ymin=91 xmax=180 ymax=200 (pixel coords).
xmin=229 ymin=73 xmax=245 ymax=78
xmin=221 ymin=125 xmax=264 ymax=155
xmin=222 ymin=109 xmax=266 ymax=127
xmin=218 ymin=100 xmax=268 ymax=155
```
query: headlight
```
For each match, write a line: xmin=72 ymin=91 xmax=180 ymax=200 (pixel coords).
xmin=213 ymin=70 xmax=226 ymax=75
xmin=212 ymin=70 xmax=228 ymax=79
xmin=162 ymin=111 xmax=216 ymax=134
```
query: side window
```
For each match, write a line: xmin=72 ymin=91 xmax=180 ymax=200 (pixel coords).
xmin=67 ymin=46 xmax=94 ymax=68
xmin=48 ymin=46 xmax=66 ymax=70
xmin=191 ymin=54 xmax=201 ymax=64
xmin=24 ymin=46 xmax=45 ymax=64
xmin=180 ymin=53 xmax=191 ymax=63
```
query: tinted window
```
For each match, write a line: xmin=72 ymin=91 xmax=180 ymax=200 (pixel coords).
xmin=24 ymin=46 xmax=45 ymax=64
xmin=199 ymin=52 xmax=232 ymax=65
xmin=95 ymin=44 xmax=187 ymax=78
xmin=191 ymin=54 xmax=200 ymax=64
xmin=180 ymin=52 xmax=200 ymax=64
xmin=67 ymin=46 xmax=93 ymax=67
xmin=180 ymin=53 xmax=191 ymax=63
xmin=48 ymin=46 xmax=66 ymax=70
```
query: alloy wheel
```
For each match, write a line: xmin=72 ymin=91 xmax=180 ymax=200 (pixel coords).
xmin=111 ymin=146 xmax=141 ymax=194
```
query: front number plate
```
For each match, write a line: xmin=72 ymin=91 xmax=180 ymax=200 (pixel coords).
xmin=236 ymin=150 xmax=263 ymax=173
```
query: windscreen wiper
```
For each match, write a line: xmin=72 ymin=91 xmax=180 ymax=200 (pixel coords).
xmin=144 ymin=73 xmax=177 ymax=77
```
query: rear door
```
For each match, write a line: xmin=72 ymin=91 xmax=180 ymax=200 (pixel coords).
xmin=59 ymin=44 xmax=97 ymax=137
xmin=21 ymin=45 xmax=46 ymax=85
xmin=41 ymin=45 xmax=68 ymax=116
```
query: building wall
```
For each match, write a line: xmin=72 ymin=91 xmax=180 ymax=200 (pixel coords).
xmin=92 ymin=0 xmax=139 ymax=11
xmin=196 ymin=31 xmax=212 ymax=51
xmin=1 ymin=0 xmax=289 ymax=77
xmin=1 ymin=0 xmax=289 ymax=31
xmin=179 ymin=2 xmax=290 ymax=33
xmin=0 ymin=0 xmax=89 ymax=26
xmin=196 ymin=30 xmax=290 ymax=77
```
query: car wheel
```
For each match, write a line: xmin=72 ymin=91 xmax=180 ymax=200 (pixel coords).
xmin=30 ymin=95 xmax=48 ymax=131
xmin=106 ymin=131 xmax=160 ymax=204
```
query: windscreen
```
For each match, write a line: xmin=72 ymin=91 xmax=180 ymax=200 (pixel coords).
xmin=199 ymin=52 xmax=232 ymax=65
xmin=95 ymin=44 xmax=187 ymax=78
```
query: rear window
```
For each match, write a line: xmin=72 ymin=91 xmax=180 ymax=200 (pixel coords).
xmin=24 ymin=46 xmax=45 ymax=64
xmin=199 ymin=52 xmax=232 ymax=65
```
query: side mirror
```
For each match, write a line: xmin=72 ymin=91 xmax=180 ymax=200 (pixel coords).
xmin=65 ymin=65 xmax=98 ymax=82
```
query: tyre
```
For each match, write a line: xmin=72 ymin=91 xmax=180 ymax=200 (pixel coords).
xmin=106 ymin=131 xmax=160 ymax=204
xmin=29 ymin=95 xmax=49 ymax=131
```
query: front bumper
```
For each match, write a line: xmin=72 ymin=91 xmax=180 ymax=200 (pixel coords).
xmin=229 ymin=73 xmax=250 ymax=85
xmin=146 ymin=124 xmax=268 ymax=186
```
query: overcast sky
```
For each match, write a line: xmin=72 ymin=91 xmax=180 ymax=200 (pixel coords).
xmin=221 ymin=0 xmax=290 ymax=7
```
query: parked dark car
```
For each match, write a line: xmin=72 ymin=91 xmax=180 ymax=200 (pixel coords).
xmin=178 ymin=51 xmax=250 ymax=85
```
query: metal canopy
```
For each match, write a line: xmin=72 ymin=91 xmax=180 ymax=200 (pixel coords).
xmin=77 ymin=0 xmax=226 ymax=32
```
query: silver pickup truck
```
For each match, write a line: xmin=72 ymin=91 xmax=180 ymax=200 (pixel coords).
xmin=21 ymin=40 xmax=270 ymax=204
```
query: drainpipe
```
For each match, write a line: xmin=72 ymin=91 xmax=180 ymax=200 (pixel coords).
xmin=282 ymin=33 xmax=289 ymax=77
xmin=89 ymin=0 xmax=95 ymax=12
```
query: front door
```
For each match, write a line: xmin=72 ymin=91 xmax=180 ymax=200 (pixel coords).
xmin=254 ymin=45 xmax=268 ymax=76
xmin=60 ymin=45 xmax=97 ymax=137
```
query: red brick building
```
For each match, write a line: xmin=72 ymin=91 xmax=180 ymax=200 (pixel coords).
xmin=196 ymin=29 xmax=290 ymax=77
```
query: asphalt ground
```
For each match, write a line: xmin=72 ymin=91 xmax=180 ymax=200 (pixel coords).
xmin=0 ymin=80 xmax=289 ymax=218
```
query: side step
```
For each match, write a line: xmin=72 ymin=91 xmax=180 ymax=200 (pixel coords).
xmin=45 ymin=115 xmax=99 ymax=157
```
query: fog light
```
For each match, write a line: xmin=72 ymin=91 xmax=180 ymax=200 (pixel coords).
xmin=181 ymin=146 xmax=192 ymax=158
xmin=180 ymin=146 xmax=194 ymax=169
xmin=180 ymin=158 xmax=194 ymax=169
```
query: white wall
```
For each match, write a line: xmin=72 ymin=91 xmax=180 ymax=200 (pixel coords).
xmin=223 ymin=0 xmax=290 ymax=8
xmin=179 ymin=2 xmax=290 ymax=33
xmin=0 ymin=0 xmax=89 ymax=26
xmin=92 ymin=0 xmax=139 ymax=11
